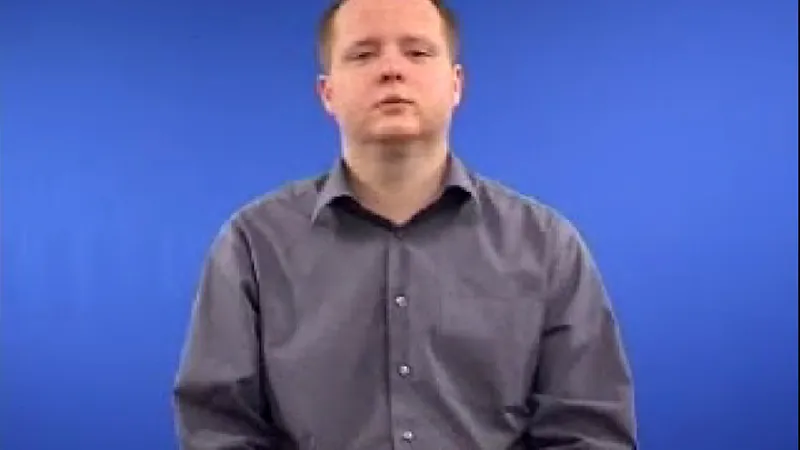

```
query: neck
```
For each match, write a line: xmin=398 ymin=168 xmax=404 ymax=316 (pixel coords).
xmin=342 ymin=140 xmax=450 ymax=225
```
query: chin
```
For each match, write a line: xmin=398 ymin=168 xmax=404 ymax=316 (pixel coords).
xmin=369 ymin=124 xmax=421 ymax=140
xmin=369 ymin=133 xmax=421 ymax=147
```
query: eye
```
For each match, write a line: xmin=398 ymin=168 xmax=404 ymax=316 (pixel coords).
xmin=408 ymin=50 xmax=430 ymax=57
xmin=346 ymin=49 xmax=376 ymax=61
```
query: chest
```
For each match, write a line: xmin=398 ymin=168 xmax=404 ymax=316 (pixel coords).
xmin=255 ymin=224 xmax=549 ymax=397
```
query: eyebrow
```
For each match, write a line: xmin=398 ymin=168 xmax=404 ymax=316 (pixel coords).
xmin=345 ymin=38 xmax=380 ymax=50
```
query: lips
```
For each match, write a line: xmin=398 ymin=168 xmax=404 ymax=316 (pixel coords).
xmin=377 ymin=95 xmax=412 ymax=106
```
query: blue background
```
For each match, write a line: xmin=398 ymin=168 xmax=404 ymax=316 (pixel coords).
xmin=2 ymin=1 xmax=797 ymax=449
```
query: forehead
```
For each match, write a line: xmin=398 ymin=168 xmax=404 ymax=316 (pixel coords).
xmin=332 ymin=0 xmax=446 ymax=46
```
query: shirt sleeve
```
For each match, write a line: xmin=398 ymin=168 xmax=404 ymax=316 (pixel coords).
xmin=527 ymin=217 xmax=638 ymax=449
xmin=172 ymin=219 xmax=283 ymax=449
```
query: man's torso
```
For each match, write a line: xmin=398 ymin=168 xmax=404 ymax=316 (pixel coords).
xmin=226 ymin=158 xmax=572 ymax=449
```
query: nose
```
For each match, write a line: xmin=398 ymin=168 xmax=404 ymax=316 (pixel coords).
xmin=380 ymin=69 xmax=404 ymax=83
xmin=376 ymin=50 xmax=405 ymax=84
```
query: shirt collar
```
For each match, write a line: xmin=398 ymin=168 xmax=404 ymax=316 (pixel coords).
xmin=311 ymin=154 xmax=479 ymax=223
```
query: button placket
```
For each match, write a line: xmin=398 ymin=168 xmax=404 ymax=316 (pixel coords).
xmin=386 ymin=227 xmax=418 ymax=447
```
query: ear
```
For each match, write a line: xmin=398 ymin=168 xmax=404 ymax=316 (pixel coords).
xmin=317 ymin=74 xmax=336 ymax=115
xmin=452 ymin=63 xmax=464 ymax=107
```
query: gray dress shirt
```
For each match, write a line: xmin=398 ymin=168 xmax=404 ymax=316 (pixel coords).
xmin=173 ymin=155 xmax=638 ymax=449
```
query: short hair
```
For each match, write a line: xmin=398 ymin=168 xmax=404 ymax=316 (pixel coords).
xmin=316 ymin=0 xmax=460 ymax=73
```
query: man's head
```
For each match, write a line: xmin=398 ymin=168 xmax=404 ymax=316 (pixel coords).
xmin=316 ymin=0 xmax=464 ymax=151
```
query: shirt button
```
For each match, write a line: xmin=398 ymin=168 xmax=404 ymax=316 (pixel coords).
xmin=401 ymin=430 xmax=415 ymax=442
xmin=398 ymin=364 xmax=411 ymax=377
xmin=394 ymin=295 xmax=407 ymax=307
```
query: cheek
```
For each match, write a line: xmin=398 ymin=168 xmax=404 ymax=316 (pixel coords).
xmin=335 ymin=85 xmax=369 ymax=113
xmin=425 ymin=82 xmax=458 ymax=110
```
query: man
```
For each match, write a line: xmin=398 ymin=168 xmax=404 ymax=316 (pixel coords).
xmin=172 ymin=0 xmax=638 ymax=448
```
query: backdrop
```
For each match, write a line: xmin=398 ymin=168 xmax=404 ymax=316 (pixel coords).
xmin=2 ymin=1 xmax=797 ymax=449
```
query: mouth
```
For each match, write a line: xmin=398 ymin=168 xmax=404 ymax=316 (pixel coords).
xmin=376 ymin=95 xmax=413 ymax=106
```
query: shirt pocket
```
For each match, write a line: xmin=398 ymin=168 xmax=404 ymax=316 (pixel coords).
xmin=300 ymin=434 xmax=316 ymax=450
xmin=439 ymin=292 xmax=515 ymax=348
xmin=435 ymin=289 xmax=531 ymax=409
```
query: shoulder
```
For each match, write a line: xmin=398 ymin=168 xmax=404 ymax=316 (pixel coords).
xmin=472 ymin=173 xmax=584 ymax=250
xmin=471 ymin=172 xmax=603 ymax=291
xmin=208 ymin=174 xmax=325 ymax=254
xmin=236 ymin=176 xmax=321 ymax=226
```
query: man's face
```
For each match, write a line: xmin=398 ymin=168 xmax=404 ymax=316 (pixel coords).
xmin=318 ymin=0 xmax=463 ymax=146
